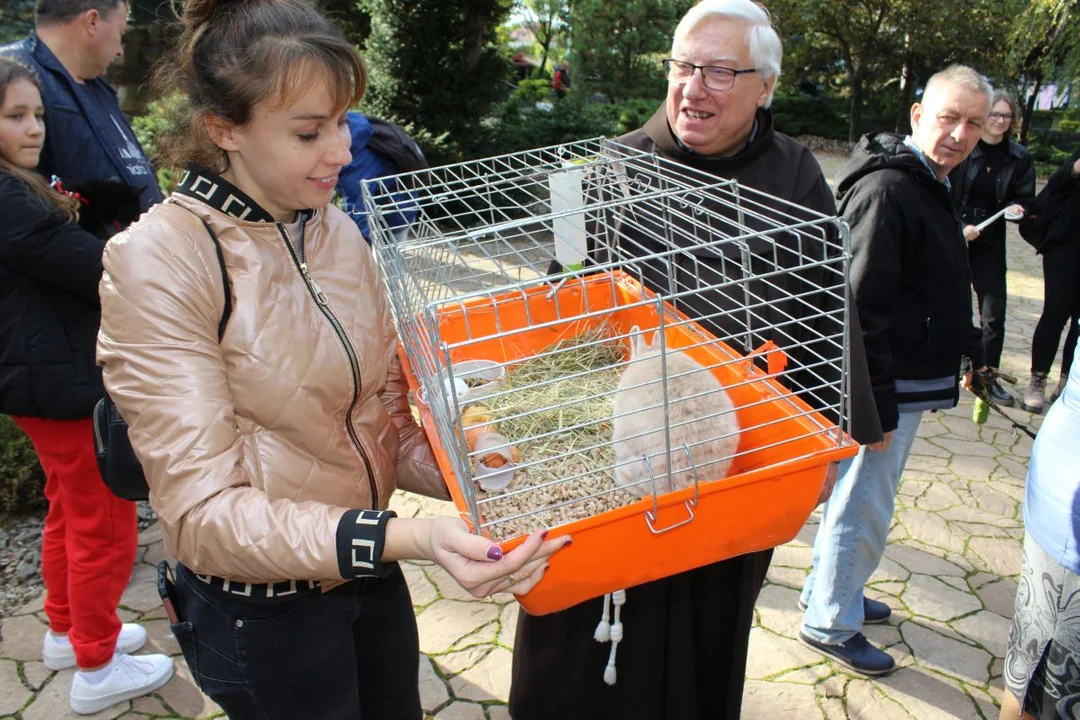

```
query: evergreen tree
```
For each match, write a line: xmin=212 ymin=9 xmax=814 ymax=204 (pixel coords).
xmin=361 ymin=0 xmax=514 ymax=162
xmin=0 ymin=0 xmax=35 ymax=45
xmin=568 ymin=0 xmax=693 ymax=104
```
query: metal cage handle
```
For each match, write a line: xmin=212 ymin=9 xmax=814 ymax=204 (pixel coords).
xmin=643 ymin=444 xmax=701 ymax=535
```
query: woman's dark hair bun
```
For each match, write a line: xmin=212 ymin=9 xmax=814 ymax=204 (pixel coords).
xmin=154 ymin=0 xmax=365 ymax=170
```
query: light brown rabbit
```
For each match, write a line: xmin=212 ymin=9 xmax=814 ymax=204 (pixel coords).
xmin=612 ymin=326 xmax=740 ymax=497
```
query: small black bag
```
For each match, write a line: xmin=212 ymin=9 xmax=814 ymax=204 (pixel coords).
xmin=1019 ymin=183 xmax=1068 ymax=253
xmin=93 ymin=218 xmax=232 ymax=501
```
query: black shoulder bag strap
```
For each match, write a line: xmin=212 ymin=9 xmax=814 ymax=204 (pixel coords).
xmin=198 ymin=217 xmax=232 ymax=338
xmin=95 ymin=214 xmax=232 ymax=501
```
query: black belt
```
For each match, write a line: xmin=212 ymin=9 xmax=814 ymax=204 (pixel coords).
xmin=178 ymin=563 xmax=323 ymax=601
xmin=967 ymin=207 xmax=992 ymax=220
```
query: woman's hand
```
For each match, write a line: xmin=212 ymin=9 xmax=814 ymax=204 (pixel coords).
xmin=1005 ymin=204 xmax=1025 ymax=219
xmin=962 ymin=224 xmax=980 ymax=243
xmin=420 ymin=517 xmax=571 ymax=597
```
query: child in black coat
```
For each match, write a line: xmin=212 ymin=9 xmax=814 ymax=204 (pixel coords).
xmin=0 ymin=55 xmax=173 ymax=713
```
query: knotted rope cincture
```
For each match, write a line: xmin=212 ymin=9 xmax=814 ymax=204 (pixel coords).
xmin=593 ymin=589 xmax=626 ymax=685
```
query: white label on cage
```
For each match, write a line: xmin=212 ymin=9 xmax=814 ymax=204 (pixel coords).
xmin=549 ymin=167 xmax=587 ymax=271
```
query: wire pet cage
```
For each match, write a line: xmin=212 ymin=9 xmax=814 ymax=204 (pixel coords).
xmin=366 ymin=138 xmax=858 ymax=615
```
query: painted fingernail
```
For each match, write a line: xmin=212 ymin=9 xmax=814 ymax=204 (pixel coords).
xmin=540 ymin=530 xmax=549 ymax=540
xmin=486 ymin=546 xmax=503 ymax=561
xmin=563 ymin=538 xmax=573 ymax=547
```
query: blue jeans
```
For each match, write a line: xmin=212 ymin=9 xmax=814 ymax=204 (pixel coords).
xmin=799 ymin=410 xmax=924 ymax=644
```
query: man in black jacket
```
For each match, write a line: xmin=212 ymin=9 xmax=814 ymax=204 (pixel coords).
xmin=799 ymin=64 xmax=991 ymax=675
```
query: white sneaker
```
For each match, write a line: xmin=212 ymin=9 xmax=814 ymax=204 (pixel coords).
xmin=43 ymin=623 xmax=149 ymax=671
xmin=70 ymin=653 xmax=174 ymax=715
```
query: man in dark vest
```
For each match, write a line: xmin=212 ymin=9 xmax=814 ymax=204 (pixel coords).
xmin=3 ymin=0 xmax=163 ymax=216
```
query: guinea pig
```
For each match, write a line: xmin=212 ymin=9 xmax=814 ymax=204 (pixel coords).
xmin=611 ymin=326 xmax=740 ymax=497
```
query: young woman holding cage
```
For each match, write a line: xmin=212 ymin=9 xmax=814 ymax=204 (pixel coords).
xmin=95 ymin=1 xmax=567 ymax=716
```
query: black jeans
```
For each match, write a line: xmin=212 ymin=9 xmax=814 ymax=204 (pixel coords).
xmin=1032 ymin=240 xmax=1080 ymax=375
xmin=169 ymin=563 xmax=421 ymax=720
xmin=969 ymin=227 xmax=1008 ymax=368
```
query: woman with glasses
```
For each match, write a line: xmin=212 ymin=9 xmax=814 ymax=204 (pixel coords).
xmin=949 ymin=90 xmax=1035 ymax=408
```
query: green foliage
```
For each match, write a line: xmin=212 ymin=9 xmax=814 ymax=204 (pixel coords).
xmin=771 ymin=96 xmax=849 ymax=140
xmin=0 ymin=0 xmax=34 ymax=45
xmin=613 ymin=98 xmax=660 ymax=136
xmin=512 ymin=78 xmax=555 ymax=104
xmin=361 ymin=0 xmax=514 ymax=163
xmin=131 ymin=92 xmax=190 ymax=194
xmin=0 ymin=415 xmax=46 ymax=516
xmin=315 ymin=0 xmax=371 ymax=48
xmin=517 ymin=0 xmax=569 ymax=75
xmin=1059 ymin=119 xmax=1080 ymax=133
xmin=487 ymin=95 xmax=617 ymax=155
xmin=568 ymin=0 xmax=693 ymax=104
xmin=772 ymin=0 xmax=1018 ymax=140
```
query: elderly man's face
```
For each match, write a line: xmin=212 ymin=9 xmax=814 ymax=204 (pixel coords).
xmin=910 ymin=80 xmax=989 ymax=180
xmin=665 ymin=17 xmax=775 ymax=157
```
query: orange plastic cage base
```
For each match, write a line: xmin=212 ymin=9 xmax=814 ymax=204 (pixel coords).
xmin=398 ymin=271 xmax=858 ymax=615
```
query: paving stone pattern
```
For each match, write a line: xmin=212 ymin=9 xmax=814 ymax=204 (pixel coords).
xmin=0 ymin=156 xmax=1050 ymax=718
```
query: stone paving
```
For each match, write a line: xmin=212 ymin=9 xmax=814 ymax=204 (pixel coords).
xmin=0 ymin=155 xmax=1056 ymax=719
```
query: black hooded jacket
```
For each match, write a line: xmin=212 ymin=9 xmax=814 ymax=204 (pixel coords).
xmin=837 ymin=133 xmax=984 ymax=433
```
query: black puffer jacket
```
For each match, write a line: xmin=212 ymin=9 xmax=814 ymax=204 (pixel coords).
xmin=0 ymin=173 xmax=106 ymax=419
xmin=837 ymin=133 xmax=984 ymax=432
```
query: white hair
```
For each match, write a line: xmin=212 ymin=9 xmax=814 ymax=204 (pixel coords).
xmin=923 ymin=64 xmax=993 ymax=104
xmin=671 ymin=0 xmax=783 ymax=107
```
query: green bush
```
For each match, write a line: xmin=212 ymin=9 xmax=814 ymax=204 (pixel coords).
xmin=511 ymin=79 xmax=554 ymax=105
xmin=131 ymin=91 xmax=191 ymax=194
xmin=0 ymin=415 xmax=46 ymax=515
xmin=1057 ymin=119 xmax=1080 ymax=133
xmin=486 ymin=96 xmax=618 ymax=156
xmin=614 ymin=98 xmax=661 ymax=136
xmin=770 ymin=96 xmax=849 ymax=140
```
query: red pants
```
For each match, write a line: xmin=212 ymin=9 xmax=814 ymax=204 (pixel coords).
xmin=13 ymin=416 xmax=138 ymax=668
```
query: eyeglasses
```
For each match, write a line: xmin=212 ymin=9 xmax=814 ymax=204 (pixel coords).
xmin=989 ymin=112 xmax=1013 ymax=122
xmin=662 ymin=59 xmax=759 ymax=91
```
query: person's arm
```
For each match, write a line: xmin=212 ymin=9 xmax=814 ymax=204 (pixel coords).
xmin=844 ymin=186 xmax=904 ymax=436
xmin=98 ymin=212 xmax=360 ymax=582
xmin=794 ymin=159 xmax=885 ymax=446
xmin=1045 ymin=150 xmax=1080 ymax=195
xmin=0 ymin=176 xmax=105 ymax=306
xmin=98 ymin=210 xmax=565 ymax=594
xmin=1009 ymin=148 xmax=1037 ymax=210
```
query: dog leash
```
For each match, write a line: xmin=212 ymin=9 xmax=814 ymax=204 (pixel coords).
xmin=968 ymin=375 xmax=1039 ymax=441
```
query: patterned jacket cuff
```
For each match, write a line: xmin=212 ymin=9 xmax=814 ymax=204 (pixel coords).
xmin=335 ymin=509 xmax=397 ymax=579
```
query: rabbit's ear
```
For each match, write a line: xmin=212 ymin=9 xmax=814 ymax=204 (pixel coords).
xmin=647 ymin=331 xmax=660 ymax=352
xmin=629 ymin=326 xmax=645 ymax=358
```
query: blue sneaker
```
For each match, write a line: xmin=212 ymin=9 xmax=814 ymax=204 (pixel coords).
xmin=798 ymin=596 xmax=892 ymax=624
xmin=798 ymin=631 xmax=896 ymax=676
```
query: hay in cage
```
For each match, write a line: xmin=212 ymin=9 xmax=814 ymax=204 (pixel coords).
xmin=471 ymin=327 xmax=641 ymax=540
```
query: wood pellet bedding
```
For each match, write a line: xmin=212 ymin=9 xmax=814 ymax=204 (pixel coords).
xmin=467 ymin=331 xmax=640 ymax=541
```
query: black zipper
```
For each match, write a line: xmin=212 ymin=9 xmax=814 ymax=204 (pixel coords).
xmin=278 ymin=218 xmax=379 ymax=509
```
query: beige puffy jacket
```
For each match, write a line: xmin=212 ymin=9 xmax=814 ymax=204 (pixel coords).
xmin=97 ymin=172 xmax=448 ymax=585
